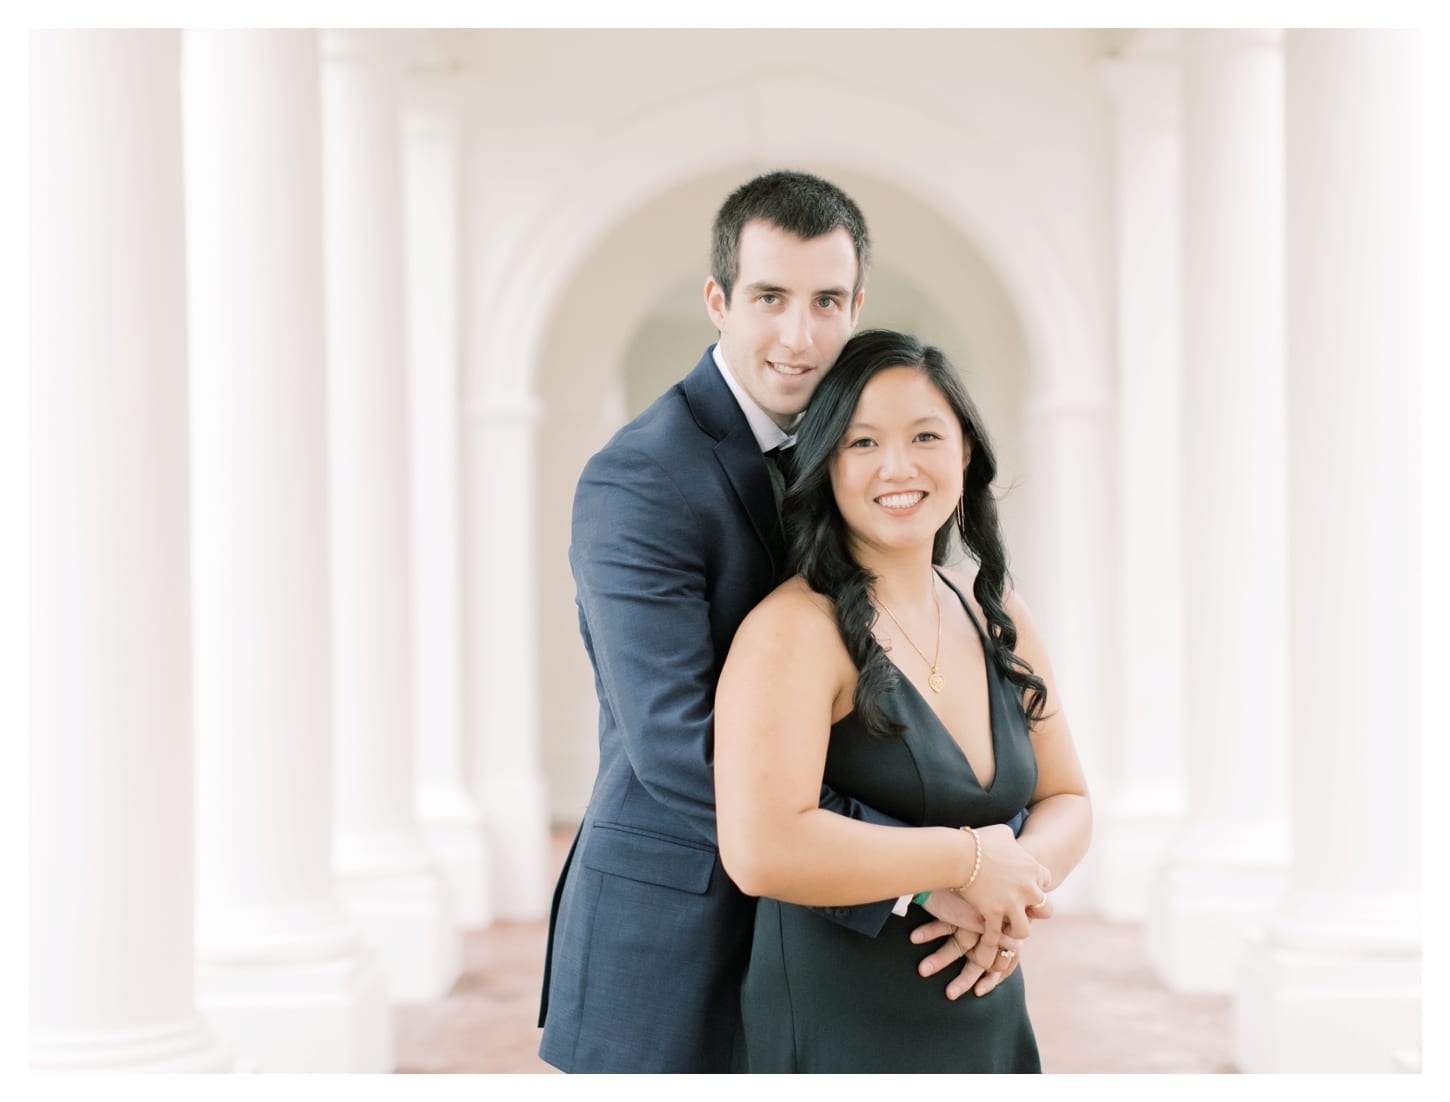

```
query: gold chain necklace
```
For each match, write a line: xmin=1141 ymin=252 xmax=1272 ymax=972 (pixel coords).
xmin=876 ymin=581 xmax=945 ymax=693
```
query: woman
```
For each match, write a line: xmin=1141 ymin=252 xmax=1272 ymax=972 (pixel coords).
xmin=715 ymin=329 xmax=1091 ymax=1073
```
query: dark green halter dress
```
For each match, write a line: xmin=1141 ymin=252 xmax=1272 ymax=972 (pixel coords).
xmin=735 ymin=572 xmax=1041 ymax=1073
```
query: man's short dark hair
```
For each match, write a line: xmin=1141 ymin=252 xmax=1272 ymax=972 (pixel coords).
xmin=710 ymin=171 xmax=870 ymax=305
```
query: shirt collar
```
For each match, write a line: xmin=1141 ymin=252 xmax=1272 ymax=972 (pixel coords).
xmin=712 ymin=342 xmax=799 ymax=453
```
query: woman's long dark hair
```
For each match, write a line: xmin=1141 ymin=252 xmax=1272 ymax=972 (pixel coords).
xmin=783 ymin=329 xmax=1048 ymax=736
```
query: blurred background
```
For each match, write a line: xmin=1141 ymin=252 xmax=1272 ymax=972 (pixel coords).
xmin=29 ymin=26 xmax=1426 ymax=1073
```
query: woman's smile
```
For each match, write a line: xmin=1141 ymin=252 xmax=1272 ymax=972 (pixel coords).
xmin=875 ymin=490 xmax=927 ymax=514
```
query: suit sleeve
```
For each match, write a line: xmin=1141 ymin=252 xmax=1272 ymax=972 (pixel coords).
xmin=571 ymin=445 xmax=899 ymax=937
xmin=811 ymin=786 xmax=904 ymax=936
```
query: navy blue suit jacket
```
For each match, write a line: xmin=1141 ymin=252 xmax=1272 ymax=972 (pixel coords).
xmin=537 ymin=348 xmax=900 ymax=1072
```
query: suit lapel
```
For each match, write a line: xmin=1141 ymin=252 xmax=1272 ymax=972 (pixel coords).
xmin=715 ymin=422 xmax=787 ymax=578
xmin=681 ymin=349 xmax=787 ymax=579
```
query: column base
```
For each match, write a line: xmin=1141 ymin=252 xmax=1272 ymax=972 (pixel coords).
xmin=196 ymin=904 xmax=392 ymax=1071
xmin=480 ymin=769 xmax=552 ymax=921
xmin=418 ymin=785 xmax=493 ymax=928
xmin=1393 ymin=1049 xmax=1421 ymax=1073
xmin=1145 ymin=826 xmax=1288 ymax=993
xmin=337 ymin=860 xmax=461 ymax=1003
xmin=1234 ymin=902 xmax=1420 ymax=1072
xmin=1091 ymin=797 xmax=1183 ymax=922
xmin=31 ymin=1015 xmax=235 ymax=1072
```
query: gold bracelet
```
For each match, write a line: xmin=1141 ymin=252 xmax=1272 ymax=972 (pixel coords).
xmin=958 ymin=825 xmax=982 ymax=892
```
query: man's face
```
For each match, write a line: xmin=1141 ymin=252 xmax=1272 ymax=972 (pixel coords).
xmin=704 ymin=220 xmax=864 ymax=430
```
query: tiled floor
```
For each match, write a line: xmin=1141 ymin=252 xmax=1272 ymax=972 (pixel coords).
xmin=393 ymin=834 xmax=1235 ymax=1074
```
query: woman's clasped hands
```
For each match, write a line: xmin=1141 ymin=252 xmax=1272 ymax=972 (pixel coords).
xmin=912 ymin=823 xmax=1052 ymax=1000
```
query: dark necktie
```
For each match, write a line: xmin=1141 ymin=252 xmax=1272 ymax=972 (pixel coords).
xmin=764 ymin=444 xmax=796 ymax=515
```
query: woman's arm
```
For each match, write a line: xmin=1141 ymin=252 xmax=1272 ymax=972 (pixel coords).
xmin=715 ymin=582 xmax=981 ymax=903
xmin=714 ymin=581 xmax=1048 ymax=922
xmin=1004 ymin=590 xmax=1093 ymax=889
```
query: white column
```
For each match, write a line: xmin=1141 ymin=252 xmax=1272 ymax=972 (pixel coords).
xmin=1095 ymin=33 xmax=1189 ymax=921
xmin=182 ymin=30 xmax=391 ymax=1071
xmin=321 ymin=29 xmax=460 ymax=1001
xmin=1235 ymin=30 xmax=1421 ymax=1071
xmin=463 ymin=395 xmax=553 ymax=920
xmin=29 ymin=30 xmax=230 ymax=1072
xmin=1016 ymin=387 xmax=1116 ymax=916
xmin=402 ymin=61 xmax=492 ymax=929
xmin=1147 ymin=30 xmax=1292 ymax=992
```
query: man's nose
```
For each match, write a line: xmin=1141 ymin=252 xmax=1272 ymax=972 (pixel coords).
xmin=777 ymin=302 xmax=813 ymax=353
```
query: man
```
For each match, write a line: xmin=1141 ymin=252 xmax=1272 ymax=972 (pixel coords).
xmin=538 ymin=171 xmax=1007 ymax=1073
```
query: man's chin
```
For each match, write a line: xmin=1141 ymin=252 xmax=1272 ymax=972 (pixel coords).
xmin=767 ymin=383 xmax=817 ymax=413
xmin=766 ymin=401 xmax=810 ymax=426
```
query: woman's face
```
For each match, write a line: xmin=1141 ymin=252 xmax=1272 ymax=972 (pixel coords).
xmin=828 ymin=366 xmax=968 ymax=559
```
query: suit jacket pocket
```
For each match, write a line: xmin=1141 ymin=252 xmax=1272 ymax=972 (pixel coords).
xmin=582 ymin=822 xmax=716 ymax=895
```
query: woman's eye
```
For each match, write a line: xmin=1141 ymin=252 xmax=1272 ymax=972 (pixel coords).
xmin=916 ymin=432 xmax=942 ymax=443
xmin=845 ymin=438 xmax=876 ymax=449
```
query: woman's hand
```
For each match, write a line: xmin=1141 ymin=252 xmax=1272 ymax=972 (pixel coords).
xmin=918 ymin=889 xmax=986 ymax=934
xmin=911 ymin=894 xmax=1050 ymax=968
xmin=960 ymin=823 xmax=1051 ymax=944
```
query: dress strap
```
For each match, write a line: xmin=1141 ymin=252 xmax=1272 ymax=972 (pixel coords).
xmin=932 ymin=567 xmax=992 ymax=653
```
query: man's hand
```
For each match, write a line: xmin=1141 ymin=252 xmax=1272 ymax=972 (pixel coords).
xmin=965 ymin=933 xmax=1023 ymax=998
xmin=910 ymin=895 xmax=1052 ymax=1000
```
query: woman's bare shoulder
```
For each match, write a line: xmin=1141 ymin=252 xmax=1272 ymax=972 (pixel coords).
xmin=1000 ymin=585 xmax=1038 ymax=633
xmin=736 ymin=575 xmax=841 ymax=644
xmin=724 ymin=576 xmax=853 ymax=712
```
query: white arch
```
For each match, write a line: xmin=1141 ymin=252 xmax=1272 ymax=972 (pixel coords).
xmin=467 ymin=67 xmax=1105 ymax=408
xmin=464 ymin=68 xmax=1116 ymax=913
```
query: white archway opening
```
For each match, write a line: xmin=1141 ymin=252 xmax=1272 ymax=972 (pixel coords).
xmin=528 ymin=165 xmax=1041 ymax=820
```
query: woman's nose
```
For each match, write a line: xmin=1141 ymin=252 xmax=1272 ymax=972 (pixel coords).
xmin=877 ymin=441 xmax=916 ymax=479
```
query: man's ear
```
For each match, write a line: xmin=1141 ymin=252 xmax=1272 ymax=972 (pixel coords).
xmin=850 ymin=289 xmax=865 ymax=324
xmin=704 ymin=278 xmax=729 ymax=330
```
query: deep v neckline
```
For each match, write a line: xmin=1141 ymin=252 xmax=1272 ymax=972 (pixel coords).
xmin=883 ymin=570 xmax=1001 ymax=793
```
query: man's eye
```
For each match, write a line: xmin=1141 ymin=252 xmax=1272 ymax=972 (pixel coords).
xmin=760 ymin=294 xmax=779 ymax=305
xmin=816 ymin=297 xmax=837 ymax=309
